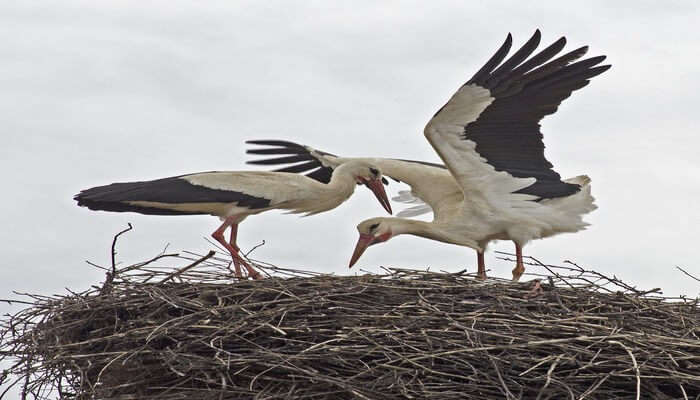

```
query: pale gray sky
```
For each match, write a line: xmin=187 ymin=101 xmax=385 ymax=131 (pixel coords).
xmin=1 ymin=2 xmax=699 ymax=392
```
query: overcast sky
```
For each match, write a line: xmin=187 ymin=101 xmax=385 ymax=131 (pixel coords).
xmin=1 ymin=3 xmax=699 ymax=391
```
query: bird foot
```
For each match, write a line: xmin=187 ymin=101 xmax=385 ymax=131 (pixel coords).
xmin=230 ymin=263 xmax=244 ymax=279
xmin=247 ymin=270 xmax=263 ymax=280
xmin=511 ymin=264 xmax=525 ymax=281
xmin=212 ymin=233 xmax=263 ymax=280
xmin=231 ymin=254 xmax=264 ymax=280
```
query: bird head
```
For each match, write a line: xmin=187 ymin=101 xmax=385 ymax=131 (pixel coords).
xmin=349 ymin=217 xmax=393 ymax=268
xmin=346 ymin=163 xmax=392 ymax=215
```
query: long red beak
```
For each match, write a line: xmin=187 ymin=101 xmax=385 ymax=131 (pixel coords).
xmin=349 ymin=233 xmax=374 ymax=268
xmin=364 ymin=178 xmax=392 ymax=215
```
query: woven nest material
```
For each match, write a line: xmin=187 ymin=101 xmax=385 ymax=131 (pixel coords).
xmin=1 ymin=246 xmax=699 ymax=399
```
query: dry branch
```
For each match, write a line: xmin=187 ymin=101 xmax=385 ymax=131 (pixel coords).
xmin=1 ymin=251 xmax=699 ymax=399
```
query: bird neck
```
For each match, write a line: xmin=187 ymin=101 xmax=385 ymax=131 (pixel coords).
xmin=387 ymin=218 xmax=435 ymax=238
xmin=299 ymin=163 xmax=357 ymax=215
xmin=387 ymin=218 xmax=479 ymax=249
xmin=325 ymin=163 xmax=360 ymax=196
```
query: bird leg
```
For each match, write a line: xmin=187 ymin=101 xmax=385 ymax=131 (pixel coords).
xmin=476 ymin=251 xmax=487 ymax=280
xmin=211 ymin=218 xmax=262 ymax=280
xmin=227 ymin=224 xmax=242 ymax=278
xmin=228 ymin=224 xmax=263 ymax=280
xmin=512 ymin=242 xmax=525 ymax=281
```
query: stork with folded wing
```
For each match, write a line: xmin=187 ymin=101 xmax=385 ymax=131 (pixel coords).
xmin=75 ymin=160 xmax=392 ymax=279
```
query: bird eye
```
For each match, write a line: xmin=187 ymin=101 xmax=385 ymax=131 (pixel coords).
xmin=369 ymin=223 xmax=379 ymax=232
xmin=369 ymin=167 xmax=379 ymax=176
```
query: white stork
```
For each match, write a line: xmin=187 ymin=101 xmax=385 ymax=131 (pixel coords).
xmin=247 ymin=30 xmax=609 ymax=280
xmin=74 ymin=160 xmax=392 ymax=279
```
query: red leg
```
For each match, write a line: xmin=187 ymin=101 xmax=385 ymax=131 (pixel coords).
xmin=211 ymin=218 xmax=262 ymax=280
xmin=476 ymin=251 xmax=486 ymax=280
xmin=512 ymin=242 xmax=525 ymax=281
xmin=228 ymin=224 xmax=242 ymax=278
xmin=228 ymin=224 xmax=262 ymax=280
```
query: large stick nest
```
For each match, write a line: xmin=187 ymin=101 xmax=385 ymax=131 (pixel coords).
xmin=1 ymin=246 xmax=699 ymax=399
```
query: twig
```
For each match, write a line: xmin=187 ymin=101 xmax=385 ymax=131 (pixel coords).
xmin=535 ymin=354 xmax=563 ymax=400
xmin=110 ymin=223 xmax=133 ymax=275
xmin=676 ymin=266 xmax=700 ymax=282
xmin=158 ymin=251 xmax=216 ymax=284
xmin=609 ymin=340 xmax=640 ymax=400
xmin=244 ymin=240 xmax=266 ymax=257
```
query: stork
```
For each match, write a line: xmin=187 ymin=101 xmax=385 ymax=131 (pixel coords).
xmin=74 ymin=160 xmax=392 ymax=279
xmin=248 ymin=30 xmax=609 ymax=280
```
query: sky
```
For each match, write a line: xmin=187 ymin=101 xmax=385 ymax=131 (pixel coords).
xmin=1 ymin=1 xmax=700 ymax=393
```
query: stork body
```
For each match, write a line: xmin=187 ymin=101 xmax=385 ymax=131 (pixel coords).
xmin=75 ymin=160 xmax=392 ymax=279
xmin=249 ymin=30 xmax=608 ymax=280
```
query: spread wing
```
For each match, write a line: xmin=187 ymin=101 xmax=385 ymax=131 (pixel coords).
xmin=246 ymin=141 xmax=461 ymax=216
xmin=246 ymin=140 xmax=340 ymax=184
xmin=424 ymin=30 xmax=610 ymax=205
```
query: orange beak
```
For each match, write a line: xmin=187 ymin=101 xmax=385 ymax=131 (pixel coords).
xmin=349 ymin=233 xmax=374 ymax=268
xmin=364 ymin=178 xmax=392 ymax=215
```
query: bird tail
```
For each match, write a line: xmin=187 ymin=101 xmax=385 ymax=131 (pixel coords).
xmin=565 ymin=175 xmax=591 ymax=187
xmin=541 ymin=175 xmax=597 ymax=215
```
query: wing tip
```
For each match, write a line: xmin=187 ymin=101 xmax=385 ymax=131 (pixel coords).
xmin=575 ymin=45 xmax=589 ymax=58
xmin=505 ymin=32 xmax=513 ymax=46
xmin=591 ymin=64 xmax=612 ymax=75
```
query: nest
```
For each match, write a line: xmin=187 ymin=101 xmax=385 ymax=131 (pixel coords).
xmin=1 ymin=241 xmax=699 ymax=399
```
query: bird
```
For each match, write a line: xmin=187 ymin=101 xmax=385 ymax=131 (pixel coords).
xmin=247 ymin=30 xmax=609 ymax=281
xmin=74 ymin=159 xmax=392 ymax=279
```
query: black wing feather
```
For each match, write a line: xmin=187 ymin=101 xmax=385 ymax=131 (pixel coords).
xmin=246 ymin=147 xmax=309 ymax=155
xmin=467 ymin=34 xmax=513 ymax=86
xmin=462 ymin=31 xmax=610 ymax=199
xmin=246 ymin=141 xmax=448 ymax=186
xmin=246 ymin=140 xmax=336 ymax=183
xmin=485 ymin=30 xmax=541 ymax=88
xmin=306 ymin=167 xmax=336 ymax=183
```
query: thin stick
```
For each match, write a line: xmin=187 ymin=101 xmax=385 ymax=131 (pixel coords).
xmin=609 ymin=340 xmax=640 ymax=400
xmin=159 ymin=251 xmax=216 ymax=284
xmin=676 ymin=266 xmax=700 ymax=282
xmin=111 ymin=223 xmax=133 ymax=274
xmin=244 ymin=240 xmax=266 ymax=257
